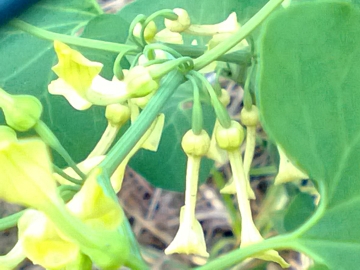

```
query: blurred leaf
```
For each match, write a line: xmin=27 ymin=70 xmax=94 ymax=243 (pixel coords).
xmin=117 ymin=0 xmax=268 ymax=25
xmin=259 ymin=2 xmax=360 ymax=268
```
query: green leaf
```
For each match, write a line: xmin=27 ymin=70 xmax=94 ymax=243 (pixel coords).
xmin=117 ymin=0 xmax=268 ymax=25
xmin=129 ymin=81 xmax=215 ymax=191
xmin=0 ymin=2 xmax=132 ymax=167
xmin=79 ymin=14 xmax=130 ymax=79
xmin=259 ymin=2 xmax=360 ymax=269
xmin=283 ymin=192 xmax=316 ymax=232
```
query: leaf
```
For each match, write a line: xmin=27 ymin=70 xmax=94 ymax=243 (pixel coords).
xmin=129 ymin=81 xmax=215 ymax=191
xmin=0 ymin=2 xmax=131 ymax=167
xmin=79 ymin=14 xmax=130 ymax=79
xmin=259 ymin=2 xmax=360 ymax=269
xmin=283 ymin=192 xmax=316 ymax=232
xmin=117 ymin=0 xmax=268 ymax=25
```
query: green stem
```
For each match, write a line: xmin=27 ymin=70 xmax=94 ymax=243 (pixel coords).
xmin=190 ymin=71 xmax=231 ymax=128
xmin=53 ymin=165 xmax=83 ymax=185
xmin=100 ymin=70 xmax=185 ymax=176
xmin=196 ymin=179 xmax=327 ymax=270
xmin=243 ymin=64 xmax=255 ymax=110
xmin=169 ymin=44 xmax=252 ymax=65
xmin=195 ymin=233 xmax=295 ymax=270
xmin=0 ymin=210 xmax=25 ymax=231
xmin=249 ymin=165 xmax=277 ymax=176
xmin=193 ymin=0 xmax=284 ymax=70
xmin=10 ymin=19 xmax=139 ymax=53
xmin=211 ymin=169 xmax=241 ymax=240
xmin=140 ymin=9 xmax=177 ymax=45
xmin=186 ymin=75 xmax=203 ymax=135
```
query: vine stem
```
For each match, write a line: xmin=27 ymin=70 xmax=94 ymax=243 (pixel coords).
xmin=100 ymin=71 xmax=185 ymax=175
xmin=193 ymin=0 xmax=285 ymax=70
xmin=9 ymin=19 xmax=140 ymax=53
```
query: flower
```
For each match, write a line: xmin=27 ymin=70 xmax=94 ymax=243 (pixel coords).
xmin=49 ymin=41 xmax=128 ymax=110
xmin=274 ymin=145 xmax=309 ymax=185
xmin=185 ymin=12 xmax=239 ymax=36
xmin=18 ymin=210 xmax=81 ymax=269
xmin=165 ymin=207 xmax=209 ymax=257
xmin=215 ymin=121 xmax=289 ymax=267
xmin=0 ymin=131 xmax=60 ymax=211
xmin=164 ymin=8 xmax=191 ymax=32
xmin=166 ymin=130 xmax=210 ymax=258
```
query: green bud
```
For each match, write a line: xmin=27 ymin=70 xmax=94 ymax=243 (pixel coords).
xmin=215 ymin=120 xmax=244 ymax=151
xmin=124 ymin=66 xmax=159 ymax=98
xmin=133 ymin=21 xmax=157 ymax=42
xmin=181 ymin=129 xmax=210 ymax=156
xmin=105 ymin=104 xmax=130 ymax=127
xmin=3 ymin=95 xmax=42 ymax=132
xmin=240 ymin=105 xmax=259 ymax=127
xmin=164 ymin=8 xmax=191 ymax=32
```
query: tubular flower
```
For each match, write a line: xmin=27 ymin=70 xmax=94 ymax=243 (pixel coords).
xmin=154 ymin=28 xmax=183 ymax=44
xmin=164 ymin=8 xmax=191 ymax=32
xmin=165 ymin=130 xmax=210 ymax=257
xmin=48 ymin=41 xmax=128 ymax=110
xmin=274 ymin=145 xmax=309 ymax=185
xmin=133 ymin=21 xmax=157 ymax=43
xmin=215 ymin=121 xmax=289 ymax=268
xmin=185 ymin=12 xmax=239 ymax=36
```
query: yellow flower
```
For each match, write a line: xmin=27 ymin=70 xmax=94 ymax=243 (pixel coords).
xmin=0 ymin=135 xmax=60 ymax=211
xmin=166 ymin=130 xmax=210 ymax=258
xmin=215 ymin=121 xmax=289 ymax=267
xmin=18 ymin=210 xmax=81 ymax=270
xmin=0 ymin=129 xmax=128 ymax=269
xmin=49 ymin=41 xmax=128 ymax=110
xmin=185 ymin=12 xmax=239 ymax=36
xmin=274 ymin=145 xmax=309 ymax=185
xmin=165 ymin=206 xmax=209 ymax=257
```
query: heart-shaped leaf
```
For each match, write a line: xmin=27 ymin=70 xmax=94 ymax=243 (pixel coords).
xmin=259 ymin=2 xmax=360 ymax=268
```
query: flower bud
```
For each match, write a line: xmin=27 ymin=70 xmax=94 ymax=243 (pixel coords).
xmin=133 ymin=21 xmax=157 ymax=42
xmin=105 ymin=104 xmax=130 ymax=127
xmin=181 ymin=129 xmax=210 ymax=156
xmin=215 ymin=120 xmax=244 ymax=151
xmin=164 ymin=8 xmax=191 ymax=32
xmin=2 ymin=95 xmax=42 ymax=132
xmin=240 ymin=105 xmax=259 ymax=127
xmin=125 ymin=66 xmax=159 ymax=98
